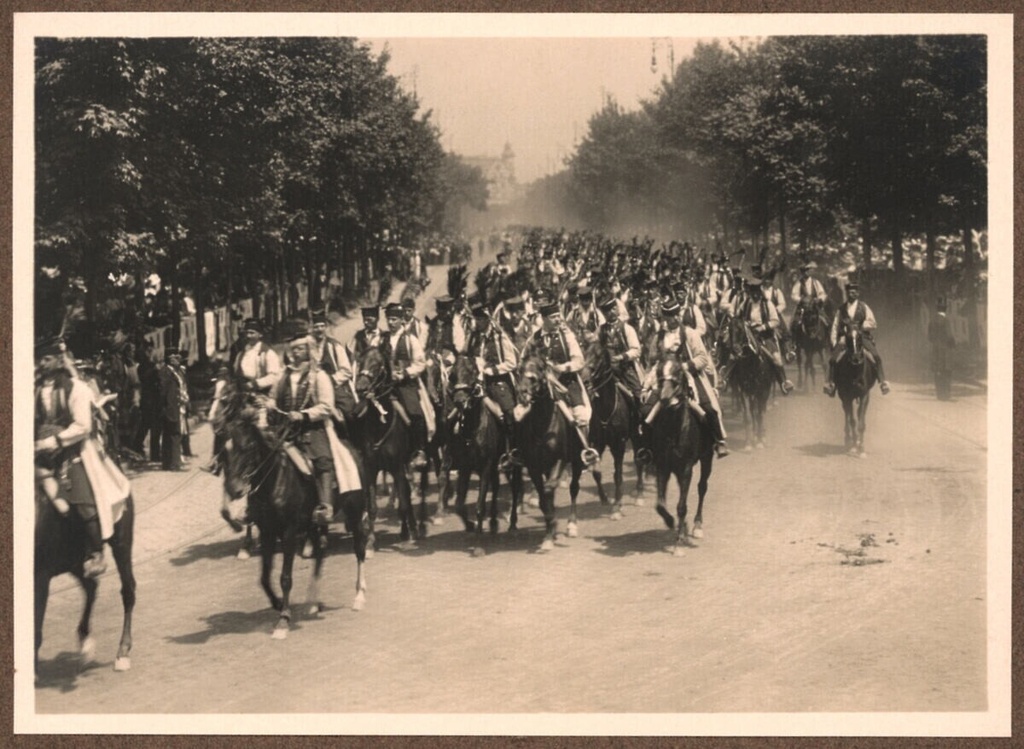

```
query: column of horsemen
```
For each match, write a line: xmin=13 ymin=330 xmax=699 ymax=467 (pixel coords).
xmin=36 ymin=228 xmax=895 ymax=576
xmin=206 ymin=228 xmax=893 ymax=530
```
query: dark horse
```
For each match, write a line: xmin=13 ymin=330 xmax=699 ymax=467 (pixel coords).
xmin=646 ymin=357 xmax=714 ymax=554
xmin=584 ymin=341 xmax=633 ymax=520
xmin=448 ymin=354 xmax=521 ymax=552
xmin=220 ymin=384 xmax=370 ymax=637
xmin=725 ymin=315 xmax=776 ymax=450
xmin=353 ymin=347 xmax=423 ymax=550
xmin=835 ymin=321 xmax=879 ymax=457
xmin=792 ymin=299 xmax=832 ymax=391
xmin=35 ymin=486 xmax=136 ymax=674
xmin=515 ymin=354 xmax=586 ymax=550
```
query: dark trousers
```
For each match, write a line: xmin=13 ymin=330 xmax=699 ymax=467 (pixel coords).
xmin=65 ymin=461 xmax=103 ymax=556
xmin=162 ymin=419 xmax=182 ymax=470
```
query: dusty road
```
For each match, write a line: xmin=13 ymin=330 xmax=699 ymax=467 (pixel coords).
xmin=29 ymin=261 xmax=988 ymax=717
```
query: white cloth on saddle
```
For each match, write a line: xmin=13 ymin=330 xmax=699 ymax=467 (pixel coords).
xmin=325 ymin=425 xmax=362 ymax=495
xmin=80 ymin=437 xmax=130 ymax=540
xmin=417 ymin=377 xmax=436 ymax=441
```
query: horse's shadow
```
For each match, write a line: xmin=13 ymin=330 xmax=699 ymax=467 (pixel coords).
xmin=166 ymin=606 xmax=325 ymax=646
xmin=168 ymin=536 xmax=251 ymax=566
xmin=794 ymin=442 xmax=851 ymax=458
xmin=373 ymin=523 xmax=543 ymax=557
xmin=34 ymin=652 xmax=108 ymax=692
xmin=591 ymin=528 xmax=675 ymax=557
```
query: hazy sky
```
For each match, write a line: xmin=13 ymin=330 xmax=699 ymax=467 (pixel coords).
xmin=366 ymin=38 xmax=708 ymax=184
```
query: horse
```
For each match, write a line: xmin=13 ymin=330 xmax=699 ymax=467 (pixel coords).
xmin=421 ymin=320 xmax=457 ymax=523
xmin=724 ymin=315 xmax=776 ymax=450
xmin=835 ymin=321 xmax=879 ymax=457
xmin=220 ymin=383 xmax=370 ymax=635
xmin=646 ymin=357 xmax=715 ymax=555
xmin=447 ymin=354 xmax=521 ymax=553
xmin=584 ymin=341 xmax=633 ymax=520
xmin=34 ymin=485 xmax=136 ymax=674
xmin=792 ymin=299 xmax=832 ymax=390
xmin=515 ymin=354 xmax=586 ymax=551
xmin=352 ymin=347 xmax=423 ymax=549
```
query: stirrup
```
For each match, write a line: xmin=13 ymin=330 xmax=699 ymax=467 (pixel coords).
xmin=313 ymin=503 xmax=334 ymax=525
xmin=635 ymin=447 xmax=654 ymax=465
xmin=580 ymin=447 xmax=600 ymax=467
xmin=82 ymin=552 xmax=107 ymax=579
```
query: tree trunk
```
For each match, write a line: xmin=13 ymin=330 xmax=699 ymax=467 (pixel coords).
xmin=890 ymin=223 xmax=904 ymax=278
xmin=778 ymin=212 xmax=788 ymax=261
xmin=194 ymin=262 xmax=208 ymax=365
xmin=925 ymin=226 xmax=938 ymax=300
xmin=861 ymin=218 xmax=872 ymax=271
xmin=963 ymin=225 xmax=979 ymax=349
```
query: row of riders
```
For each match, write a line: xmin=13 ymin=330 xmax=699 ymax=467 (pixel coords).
xmin=33 ymin=228 xmax=894 ymax=648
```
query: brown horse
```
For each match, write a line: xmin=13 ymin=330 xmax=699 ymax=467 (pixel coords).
xmin=34 ymin=487 xmax=136 ymax=675
xmin=515 ymin=354 xmax=586 ymax=551
xmin=792 ymin=299 xmax=832 ymax=390
xmin=647 ymin=357 xmax=715 ymax=554
xmin=584 ymin=341 xmax=633 ymax=520
xmin=835 ymin=321 xmax=879 ymax=457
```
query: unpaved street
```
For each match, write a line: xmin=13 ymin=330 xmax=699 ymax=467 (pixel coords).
xmin=30 ymin=263 xmax=988 ymax=717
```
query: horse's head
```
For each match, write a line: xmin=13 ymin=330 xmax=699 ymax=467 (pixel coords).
xmin=728 ymin=316 xmax=755 ymax=357
xmin=844 ymin=322 xmax=864 ymax=364
xmin=516 ymin=355 xmax=547 ymax=407
xmin=355 ymin=347 xmax=389 ymax=401
xmin=584 ymin=339 xmax=612 ymax=384
xmin=449 ymin=354 xmax=482 ymax=410
xmin=656 ymin=355 xmax=686 ymax=404
xmin=220 ymin=408 xmax=265 ymax=500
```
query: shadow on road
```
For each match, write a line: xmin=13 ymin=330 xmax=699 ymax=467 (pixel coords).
xmin=368 ymin=523 xmax=546 ymax=557
xmin=591 ymin=528 xmax=674 ymax=557
xmin=168 ymin=536 xmax=249 ymax=566
xmin=34 ymin=652 xmax=107 ymax=693
xmin=167 ymin=608 xmax=308 ymax=645
xmin=794 ymin=442 xmax=850 ymax=458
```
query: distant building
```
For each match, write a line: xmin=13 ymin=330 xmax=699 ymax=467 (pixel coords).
xmin=464 ymin=142 xmax=519 ymax=206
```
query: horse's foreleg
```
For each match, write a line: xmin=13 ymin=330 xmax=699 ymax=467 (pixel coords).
xmin=109 ymin=523 xmax=136 ymax=671
xmin=592 ymin=464 xmax=608 ymax=505
xmin=259 ymin=532 xmax=281 ymax=613
xmin=567 ymin=463 xmax=582 ymax=538
xmin=654 ymin=468 xmax=674 ymax=530
xmin=395 ymin=470 xmax=415 ymax=545
xmin=364 ymin=469 xmax=379 ymax=557
xmin=305 ymin=524 xmax=326 ymax=617
xmin=272 ymin=527 xmax=298 ymax=639
xmin=673 ymin=465 xmax=695 ymax=555
xmin=692 ymin=453 xmax=713 ymax=540
xmin=529 ymin=464 xmax=557 ymax=551
xmin=610 ymin=442 xmax=625 ymax=519
xmin=76 ymin=575 xmax=99 ymax=662
xmin=417 ymin=465 xmax=430 ymax=538
xmin=34 ymin=572 xmax=50 ymax=671
xmin=508 ymin=467 xmax=523 ymax=532
xmin=857 ymin=393 xmax=870 ymax=456
xmin=454 ymin=468 xmax=473 ymax=533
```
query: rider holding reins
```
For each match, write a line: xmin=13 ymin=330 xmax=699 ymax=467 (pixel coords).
xmin=823 ymin=282 xmax=891 ymax=397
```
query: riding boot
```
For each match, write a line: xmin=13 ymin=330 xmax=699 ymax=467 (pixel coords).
xmin=705 ymin=409 xmax=730 ymax=458
xmin=499 ymin=412 xmax=523 ymax=470
xmin=576 ymin=423 xmax=600 ymax=467
xmin=775 ymin=364 xmax=794 ymax=395
xmin=876 ymin=356 xmax=891 ymax=394
xmin=80 ymin=512 xmax=107 ymax=579
xmin=410 ymin=416 xmax=428 ymax=469
xmin=823 ymin=360 xmax=837 ymax=397
xmin=313 ymin=471 xmax=335 ymax=526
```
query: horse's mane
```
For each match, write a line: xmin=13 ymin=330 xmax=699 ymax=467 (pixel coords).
xmin=451 ymin=353 xmax=479 ymax=387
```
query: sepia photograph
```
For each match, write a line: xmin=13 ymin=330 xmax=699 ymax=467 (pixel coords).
xmin=12 ymin=12 xmax=1013 ymax=736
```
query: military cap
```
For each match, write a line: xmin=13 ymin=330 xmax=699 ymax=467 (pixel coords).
xmin=384 ymin=302 xmax=405 ymax=318
xmin=242 ymin=318 xmax=263 ymax=334
xmin=597 ymin=295 xmax=618 ymax=312
xmin=660 ymin=299 xmax=681 ymax=315
xmin=538 ymin=301 xmax=561 ymax=317
xmin=470 ymin=301 xmax=491 ymax=318
xmin=360 ymin=306 xmax=379 ymax=319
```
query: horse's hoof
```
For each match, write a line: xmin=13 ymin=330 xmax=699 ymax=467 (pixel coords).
xmin=566 ymin=522 xmax=578 ymax=538
xmin=526 ymin=495 xmax=540 ymax=508
xmin=558 ymin=477 xmax=569 ymax=488
xmin=472 ymin=546 xmax=486 ymax=558
xmin=352 ymin=592 xmax=366 ymax=611
xmin=672 ymin=546 xmax=685 ymax=558
xmin=634 ymin=497 xmax=645 ymax=507
xmin=300 ymin=541 xmax=314 ymax=559
xmin=271 ymin=627 xmax=289 ymax=640
xmin=743 ymin=445 xmax=753 ymax=453
xmin=610 ymin=510 xmax=623 ymax=521
xmin=113 ymin=656 xmax=131 ymax=672
xmin=540 ymin=538 xmax=555 ymax=552
xmin=692 ymin=527 xmax=704 ymax=539
xmin=430 ymin=515 xmax=445 ymax=526
xmin=859 ymin=451 xmax=868 ymax=459
xmin=365 ymin=546 xmax=375 ymax=560
xmin=79 ymin=637 xmax=96 ymax=662
xmin=755 ymin=442 xmax=765 ymax=450
xmin=236 ymin=548 xmax=251 ymax=561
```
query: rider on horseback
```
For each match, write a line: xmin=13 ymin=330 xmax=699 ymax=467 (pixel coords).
xmin=520 ymin=300 xmax=600 ymax=467
xmin=596 ymin=295 xmax=644 ymax=405
xmin=823 ymin=282 xmax=891 ymax=397
xmin=466 ymin=300 xmax=523 ymax=468
xmin=753 ymin=265 xmax=794 ymax=363
xmin=385 ymin=302 xmax=433 ymax=470
xmin=268 ymin=325 xmax=362 ymax=526
xmin=309 ymin=311 xmax=358 ymax=425
xmin=35 ymin=336 xmax=132 ymax=578
xmin=720 ymin=278 xmax=794 ymax=395
xmin=637 ymin=300 xmax=729 ymax=459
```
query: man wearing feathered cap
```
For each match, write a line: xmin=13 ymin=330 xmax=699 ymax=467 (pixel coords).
xmin=565 ymin=285 xmax=605 ymax=345
xmin=597 ymin=294 xmax=644 ymax=405
xmin=35 ymin=335 xmax=131 ymax=578
xmin=386 ymin=302 xmax=432 ymax=469
xmin=309 ymin=311 xmax=357 ymax=424
xmin=721 ymin=279 xmax=794 ymax=395
xmin=466 ymin=300 xmax=522 ymax=468
xmin=347 ymin=306 xmax=389 ymax=367
xmin=520 ymin=301 xmax=599 ymax=467
xmin=266 ymin=323 xmax=362 ymax=525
